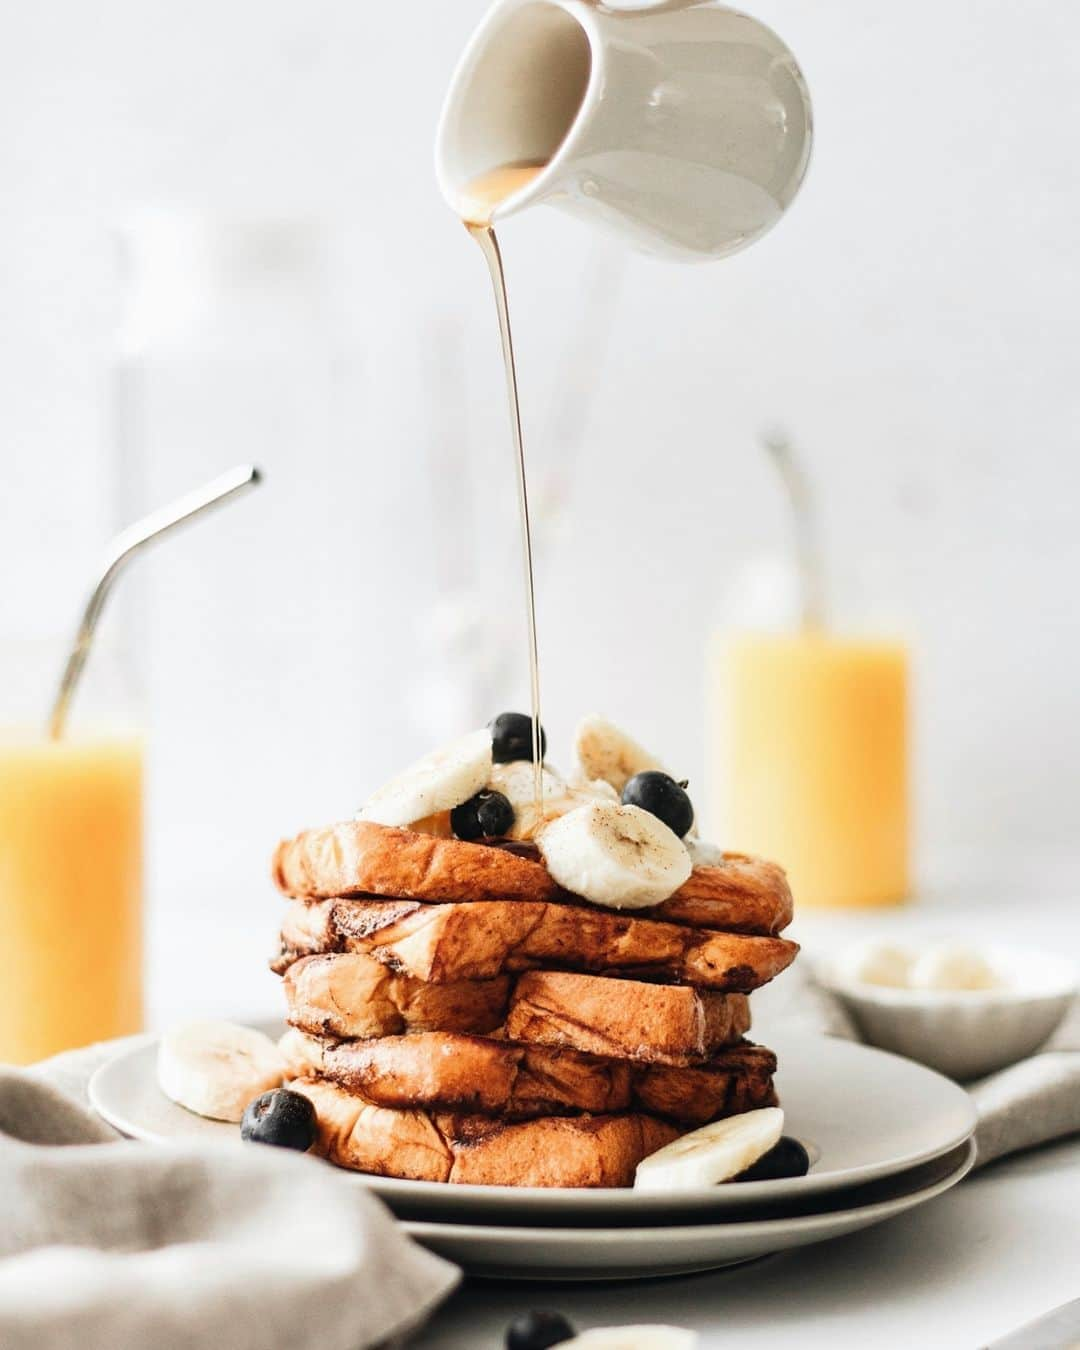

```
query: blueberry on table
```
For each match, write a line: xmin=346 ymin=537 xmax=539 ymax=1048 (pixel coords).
xmin=490 ymin=711 xmax=547 ymax=764
xmin=621 ymin=770 xmax=694 ymax=838
xmin=506 ymin=1310 xmax=577 ymax=1350
xmin=735 ymin=1135 xmax=810 ymax=1183
xmin=240 ymin=1088 xmax=317 ymax=1151
xmin=451 ymin=789 xmax=515 ymax=840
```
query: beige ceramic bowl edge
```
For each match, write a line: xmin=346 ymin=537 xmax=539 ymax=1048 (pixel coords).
xmin=817 ymin=946 xmax=1077 ymax=1081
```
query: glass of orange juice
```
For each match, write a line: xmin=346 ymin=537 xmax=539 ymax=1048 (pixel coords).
xmin=0 ymin=638 xmax=143 ymax=1064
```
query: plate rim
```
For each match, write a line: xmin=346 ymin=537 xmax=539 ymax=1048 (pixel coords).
xmin=89 ymin=1026 xmax=977 ymax=1210
xmin=401 ymin=1136 xmax=977 ymax=1243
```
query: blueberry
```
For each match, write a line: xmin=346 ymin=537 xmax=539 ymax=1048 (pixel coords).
xmin=735 ymin=1136 xmax=811 ymax=1183
xmin=490 ymin=712 xmax=547 ymax=764
xmin=621 ymin=771 xmax=694 ymax=838
xmin=451 ymin=789 xmax=515 ymax=841
xmin=240 ymin=1088 xmax=317 ymax=1151
xmin=506 ymin=1310 xmax=577 ymax=1350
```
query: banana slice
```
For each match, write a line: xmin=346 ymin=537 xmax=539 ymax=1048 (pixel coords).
xmin=573 ymin=715 xmax=664 ymax=794
xmin=158 ymin=1021 xmax=287 ymax=1123
xmin=568 ymin=1329 xmax=698 ymax=1349
xmin=538 ymin=801 xmax=692 ymax=909
xmin=357 ymin=729 xmax=492 ymax=828
xmin=834 ymin=940 xmax=913 ymax=989
xmin=634 ymin=1107 xmax=785 ymax=1191
xmin=909 ymin=942 xmax=1000 ymax=992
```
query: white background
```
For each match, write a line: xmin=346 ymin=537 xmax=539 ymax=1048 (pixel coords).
xmin=2 ymin=1 xmax=1079 ymax=1021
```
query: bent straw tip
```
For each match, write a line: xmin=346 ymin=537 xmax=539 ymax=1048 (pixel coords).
xmin=49 ymin=461 xmax=266 ymax=739
xmin=230 ymin=463 xmax=262 ymax=488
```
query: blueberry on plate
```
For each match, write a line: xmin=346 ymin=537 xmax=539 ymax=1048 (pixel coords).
xmin=506 ymin=1310 xmax=577 ymax=1350
xmin=621 ymin=770 xmax=694 ymax=838
xmin=451 ymin=789 xmax=515 ymax=840
xmin=240 ymin=1088 xmax=317 ymax=1152
xmin=734 ymin=1136 xmax=811 ymax=1183
xmin=490 ymin=711 xmax=547 ymax=764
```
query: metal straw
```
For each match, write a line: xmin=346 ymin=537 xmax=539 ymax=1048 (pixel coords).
xmin=761 ymin=428 xmax=825 ymax=632
xmin=48 ymin=463 xmax=261 ymax=739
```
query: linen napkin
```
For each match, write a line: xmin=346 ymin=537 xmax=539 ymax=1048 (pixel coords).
xmin=0 ymin=1042 xmax=459 ymax=1350
xmin=756 ymin=967 xmax=1080 ymax=1167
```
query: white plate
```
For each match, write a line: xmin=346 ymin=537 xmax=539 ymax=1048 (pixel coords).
xmin=89 ymin=1027 xmax=975 ymax=1223
xmin=401 ymin=1140 xmax=976 ymax=1280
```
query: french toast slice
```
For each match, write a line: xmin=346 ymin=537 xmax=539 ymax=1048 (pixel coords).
xmin=657 ymin=853 xmax=792 ymax=933
xmin=281 ymin=1028 xmax=777 ymax=1127
xmin=272 ymin=820 xmax=557 ymax=905
xmin=633 ymin=1052 xmax=778 ymax=1124
xmin=282 ymin=1028 xmax=631 ymax=1118
xmin=271 ymin=819 xmax=792 ymax=933
xmin=273 ymin=897 xmax=798 ymax=991
xmin=293 ymin=1076 xmax=680 ymax=1186
xmin=506 ymin=970 xmax=751 ymax=1066
xmin=282 ymin=952 xmax=509 ymax=1039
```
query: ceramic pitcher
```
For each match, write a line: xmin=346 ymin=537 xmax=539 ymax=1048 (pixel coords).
xmin=436 ymin=0 xmax=813 ymax=260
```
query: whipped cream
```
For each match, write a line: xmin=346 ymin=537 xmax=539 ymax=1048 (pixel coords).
xmin=486 ymin=761 xmax=616 ymax=841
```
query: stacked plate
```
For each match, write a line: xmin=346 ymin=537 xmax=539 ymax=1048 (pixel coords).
xmin=90 ymin=1029 xmax=976 ymax=1281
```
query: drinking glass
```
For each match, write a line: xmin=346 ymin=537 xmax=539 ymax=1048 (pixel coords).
xmin=0 ymin=637 xmax=143 ymax=1064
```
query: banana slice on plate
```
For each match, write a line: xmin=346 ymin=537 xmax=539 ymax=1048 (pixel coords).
xmin=634 ymin=1107 xmax=785 ymax=1191
xmin=573 ymin=715 xmax=664 ymax=794
xmin=357 ymin=729 xmax=492 ymax=827
xmin=568 ymin=1329 xmax=698 ymax=1349
xmin=157 ymin=1021 xmax=287 ymax=1123
xmin=538 ymin=801 xmax=692 ymax=909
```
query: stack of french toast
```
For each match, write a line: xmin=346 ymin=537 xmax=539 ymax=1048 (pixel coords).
xmin=271 ymin=714 xmax=798 ymax=1188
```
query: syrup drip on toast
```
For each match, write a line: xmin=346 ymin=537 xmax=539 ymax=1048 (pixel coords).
xmin=460 ymin=162 xmax=547 ymax=811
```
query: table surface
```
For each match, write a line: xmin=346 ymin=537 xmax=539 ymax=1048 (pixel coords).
xmin=150 ymin=865 xmax=1080 ymax=1350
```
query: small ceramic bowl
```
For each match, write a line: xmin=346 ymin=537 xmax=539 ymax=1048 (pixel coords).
xmin=817 ymin=944 xmax=1077 ymax=1081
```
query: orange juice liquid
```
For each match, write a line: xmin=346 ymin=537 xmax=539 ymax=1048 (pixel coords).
xmin=714 ymin=634 xmax=909 ymax=909
xmin=0 ymin=733 xmax=143 ymax=1063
